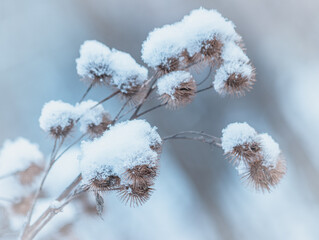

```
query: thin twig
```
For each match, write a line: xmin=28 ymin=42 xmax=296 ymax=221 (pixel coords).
xmin=135 ymin=102 xmax=167 ymax=118
xmin=0 ymin=171 xmax=19 ymax=181
xmin=163 ymin=131 xmax=222 ymax=148
xmin=196 ymin=85 xmax=213 ymax=94
xmin=130 ymin=72 xmax=158 ymax=120
xmin=112 ymin=98 xmax=132 ymax=123
xmin=21 ymin=138 xmax=60 ymax=237
xmin=91 ymin=90 xmax=121 ymax=109
xmin=79 ymin=83 xmax=94 ymax=103
xmin=24 ymin=175 xmax=83 ymax=240
xmin=197 ymin=66 xmax=213 ymax=86
xmin=54 ymin=134 xmax=86 ymax=164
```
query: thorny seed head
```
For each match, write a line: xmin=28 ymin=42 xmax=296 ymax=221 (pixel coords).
xmin=89 ymin=175 xmax=121 ymax=192
xmin=124 ymin=164 xmax=158 ymax=185
xmin=240 ymin=155 xmax=286 ymax=192
xmin=223 ymin=71 xmax=256 ymax=97
xmin=157 ymin=57 xmax=181 ymax=77
xmin=158 ymin=72 xmax=196 ymax=109
xmin=200 ymin=39 xmax=223 ymax=64
xmin=87 ymin=113 xmax=112 ymax=138
xmin=18 ymin=162 xmax=44 ymax=185
xmin=228 ymin=141 xmax=261 ymax=165
xmin=117 ymin=183 xmax=154 ymax=207
xmin=49 ymin=119 xmax=74 ymax=139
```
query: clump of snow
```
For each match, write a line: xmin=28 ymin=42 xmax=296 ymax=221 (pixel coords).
xmin=80 ymin=119 xmax=161 ymax=184
xmin=221 ymin=122 xmax=257 ymax=153
xmin=75 ymin=100 xmax=109 ymax=134
xmin=180 ymin=8 xmax=239 ymax=56
xmin=258 ymin=133 xmax=281 ymax=168
xmin=0 ymin=138 xmax=43 ymax=176
xmin=76 ymin=40 xmax=148 ymax=92
xmin=141 ymin=22 xmax=185 ymax=68
xmin=44 ymin=148 xmax=81 ymax=197
xmin=39 ymin=100 xmax=77 ymax=132
xmin=107 ymin=49 xmax=148 ymax=93
xmin=141 ymin=7 xmax=241 ymax=68
xmin=156 ymin=71 xmax=193 ymax=98
xmin=76 ymin=40 xmax=111 ymax=81
xmin=221 ymin=41 xmax=249 ymax=63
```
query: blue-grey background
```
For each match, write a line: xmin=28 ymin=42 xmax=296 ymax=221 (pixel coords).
xmin=1 ymin=0 xmax=319 ymax=239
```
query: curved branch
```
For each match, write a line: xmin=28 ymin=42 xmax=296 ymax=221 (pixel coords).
xmin=163 ymin=131 xmax=222 ymax=148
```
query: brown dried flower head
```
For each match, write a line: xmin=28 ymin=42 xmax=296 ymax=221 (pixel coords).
xmin=50 ymin=119 xmax=74 ymax=139
xmin=89 ymin=175 xmax=121 ymax=192
xmin=124 ymin=164 xmax=158 ymax=186
xmin=240 ymin=155 xmax=286 ymax=192
xmin=118 ymin=183 xmax=154 ymax=207
xmin=12 ymin=194 xmax=34 ymax=215
xmin=223 ymin=71 xmax=256 ymax=97
xmin=18 ymin=162 xmax=44 ymax=185
xmin=157 ymin=57 xmax=181 ymax=77
xmin=157 ymin=71 xmax=196 ymax=109
xmin=87 ymin=113 xmax=112 ymax=138
xmin=228 ymin=141 xmax=261 ymax=165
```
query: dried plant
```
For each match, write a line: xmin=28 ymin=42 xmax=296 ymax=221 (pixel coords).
xmin=0 ymin=7 xmax=286 ymax=240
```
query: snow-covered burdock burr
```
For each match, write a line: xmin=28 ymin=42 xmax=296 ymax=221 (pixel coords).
xmin=157 ymin=71 xmax=196 ymax=109
xmin=221 ymin=122 xmax=286 ymax=191
xmin=80 ymin=119 xmax=162 ymax=206
xmin=39 ymin=100 xmax=77 ymax=139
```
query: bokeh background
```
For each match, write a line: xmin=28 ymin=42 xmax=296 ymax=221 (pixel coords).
xmin=1 ymin=0 xmax=319 ymax=239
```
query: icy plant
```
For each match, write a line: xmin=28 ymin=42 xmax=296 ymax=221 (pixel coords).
xmin=0 ymin=7 xmax=286 ymax=240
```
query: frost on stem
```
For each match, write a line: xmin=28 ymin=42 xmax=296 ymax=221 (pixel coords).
xmin=77 ymin=40 xmax=148 ymax=102
xmin=80 ymin=119 xmax=161 ymax=207
xmin=221 ymin=122 xmax=286 ymax=191
xmin=75 ymin=100 xmax=112 ymax=138
xmin=156 ymin=71 xmax=196 ymax=109
xmin=39 ymin=100 xmax=77 ymax=139
xmin=141 ymin=7 xmax=255 ymax=95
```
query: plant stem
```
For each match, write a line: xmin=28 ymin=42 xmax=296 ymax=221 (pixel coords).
xmin=163 ymin=131 xmax=222 ymax=147
xmin=79 ymin=83 xmax=94 ymax=103
xmin=91 ymin=90 xmax=121 ymax=109
xmin=135 ymin=103 xmax=167 ymax=118
xmin=22 ymin=174 xmax=83 ymax=240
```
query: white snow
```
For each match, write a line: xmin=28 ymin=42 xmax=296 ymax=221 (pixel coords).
xmin=221 ymin=122 xmax=257 ymax=154
xmin=76 ymin=40 xmax=111 ymax=81
xmin=156 ymin=71 xmax=193 ymax=98
xmin=235 ymin=160 xmax=249 ymax=175
xmin=39 ymin=100 xmax=77 ymax=132
xmin=221 ymin=41 xmax=249 ymax=63
xmin=0 ymin=137 xmax=43 ymax=176
xmin=107 ymin=49 xmax=148 ymax=93
xmin=75 ymin=100 xmax=108 ymax=134
xmin=44 ymin=148 xmax=81 ymax=197
xmin=80 ymin=119 xmax=161 ymax=184
xmin=258 ymin=133 xmax=281 ymax=168
xmin=141 ymin=7 xmax=241 ymax=68
xmin=76 ymin=40 xmax=148 ymax=91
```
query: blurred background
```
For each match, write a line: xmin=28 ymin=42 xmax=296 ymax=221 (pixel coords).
xmin=1 ymin=0 xmax=319 ymax=239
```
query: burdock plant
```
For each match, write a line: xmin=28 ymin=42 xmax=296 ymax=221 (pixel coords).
xmin=0 ymin=7 xmax=286 ymax=240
